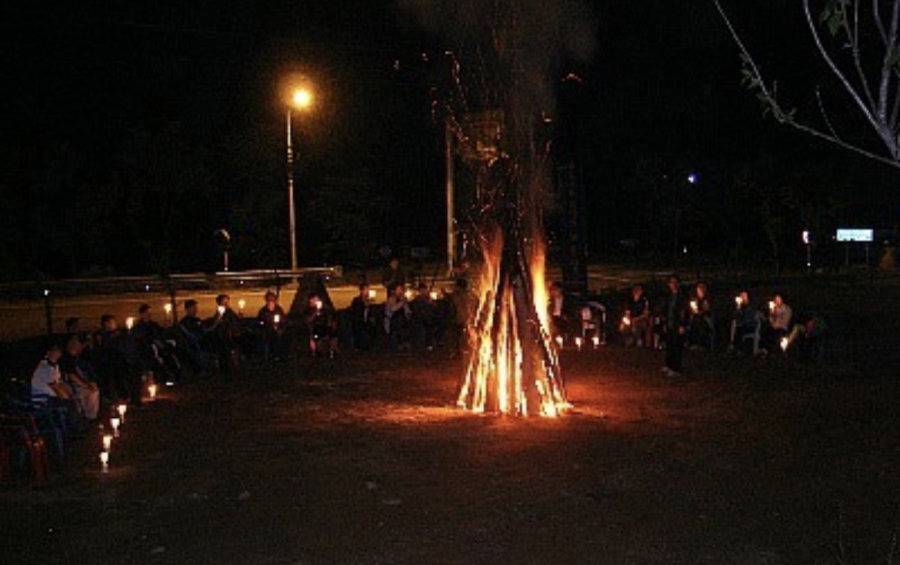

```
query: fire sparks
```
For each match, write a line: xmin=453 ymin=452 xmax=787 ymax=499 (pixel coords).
xmin=457 ymin=232 xmax=569 ymax=417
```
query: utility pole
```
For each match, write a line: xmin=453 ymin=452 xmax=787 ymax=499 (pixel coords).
xmin=286 ymin=109 xmax=298 ymax=273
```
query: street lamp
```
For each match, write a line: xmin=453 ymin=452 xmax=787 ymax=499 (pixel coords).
xmin=285 ymin=85 xmax=314 ymax=273
xmin=673 ymin=171 xmax=700 ymax=262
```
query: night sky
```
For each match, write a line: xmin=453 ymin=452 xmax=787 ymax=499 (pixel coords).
xmin=1 ymin=1 xmax=896 ymax=279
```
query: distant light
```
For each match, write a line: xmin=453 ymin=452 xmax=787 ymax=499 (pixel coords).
xmin=682 ymin=246 xmax=688 ymax=255
xmin=43 ymin=289 xmax=50 ymax=297
xmin=802 ymin=230 xmax=810 ymax=245
xmin=165 ymin=381 xmax=175 ymax=387
xmin=291 ymin=87 xmax=313 ymax=111
xmin=687 ymin=172 xmax=699 ymax=185
xmin=144 ymin=284 xmax=150 ymax=292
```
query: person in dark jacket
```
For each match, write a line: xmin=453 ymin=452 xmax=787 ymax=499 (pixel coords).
xmin=257 ymin=291 xmax=286 ymax=360
xmin=349 ymin=284 xmax=377 ymax=351
xmin=381 ymin=257 xmax=406 ymax=294
xmin=663 ymin=275 xmax=689 ymax=377
xmin=207 ymin=294 xmax=242 ymax=376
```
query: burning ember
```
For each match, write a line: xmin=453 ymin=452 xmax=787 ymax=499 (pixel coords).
xmin=457 ymin=230 xmax=568 ymax=417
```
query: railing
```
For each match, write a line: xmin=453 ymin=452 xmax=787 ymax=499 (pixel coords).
xmin=0 ymin=267 xmax=343 ymax=300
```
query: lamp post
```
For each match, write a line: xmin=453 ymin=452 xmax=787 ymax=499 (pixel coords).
xmin=673 ymin=171 xmax=699 ymax=263
xmin=285 ymin=86 xmax=313 ymax=273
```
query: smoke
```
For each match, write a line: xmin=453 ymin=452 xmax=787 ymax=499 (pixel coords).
xmin=398 ymin=0 xmax=596 ymax=119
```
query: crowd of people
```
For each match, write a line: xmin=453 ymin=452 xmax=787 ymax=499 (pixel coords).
xmin=3 ymin=260 xmax=832 ymax=480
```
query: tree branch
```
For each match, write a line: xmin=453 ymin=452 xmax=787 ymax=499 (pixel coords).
xmin=712 ymin=0 xmax=900 ymax=170
xmin=874 ymin=0 xmax=889 ymax=44
xmin=843 ymin=0 xmax=879 ymax=113
xmin=804 ymin=0 xmax=886 ymax=136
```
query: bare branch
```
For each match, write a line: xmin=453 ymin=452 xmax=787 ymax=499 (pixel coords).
xmin=712 ymin=0 xmax=900 ymax=170
xmin=877 ymin=0 xmax=900 ymax=124
xmin=816 ymin=86 xmax=843 ymax=139
xmin=874 ymin=0 xmax=889 ymax=44
xmin=843 ymin=0 xmax=879 ymax=112
xmin=804 ymin=0 xmax=885 ymax=135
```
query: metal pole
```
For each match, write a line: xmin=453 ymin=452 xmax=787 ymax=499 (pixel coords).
xmin=286 ymin=110 xmax=298 ymax=273
xmin=445 ymin=120 xmax=456 ymax=276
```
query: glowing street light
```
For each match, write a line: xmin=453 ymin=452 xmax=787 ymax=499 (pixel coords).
xmin=284 ymin=80 xmax=315 ymax=273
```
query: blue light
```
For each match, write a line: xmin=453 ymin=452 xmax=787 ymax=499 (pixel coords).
xmin=687 ymin=173 xmax=699 ymax=185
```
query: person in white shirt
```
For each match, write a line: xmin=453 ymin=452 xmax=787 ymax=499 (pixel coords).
xmin=31 ymin=343 xmax=64 ymax=402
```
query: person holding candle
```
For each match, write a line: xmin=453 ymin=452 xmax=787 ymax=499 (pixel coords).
xmin=385 ymin=283 xmax=412 ymax=351
xmin=350 ymin=284 xmax=377 ymax=351
xmin=687 ymin=282 xmax=715 ymax=350
xmin=621 ymin=284 xmax=651 ymax=348
xmin=728 ymin=290 xmax=764 ymax=355
xmin=304 ymin=293 xmax=339 ymax=357
xmin=765 ymin=293 xmax=793 ymax=353
xmin=410 ymin=283 xmax=438 ymax=351
xmin=208 ymin=294 xmax=242 ymax=376
xmin=662 ymin=275 xmax=689 ymax=377
xmin=93 ymin=314 xmax=142 ymax=405
xmin=257 ymin=291 xmax=286 ymax=361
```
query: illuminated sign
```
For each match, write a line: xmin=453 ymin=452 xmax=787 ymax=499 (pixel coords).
xmin=836 ymin=229 xmax=873 ymax=242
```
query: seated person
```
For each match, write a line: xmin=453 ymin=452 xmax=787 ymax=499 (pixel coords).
xmin=549 ymin=282 xmax=572 ymax=339
xmin=687 ymin=282 xmax=715 ymax=350
xmin=257 ymin=291 xmax=286 ymax=360
xmin=349 ymin=284 xmax=377 ymax=351
xmin=177 ymin=299 xmax=215 ymax=376
xmin=384 ymin=283 xmax=412 ymax=351
xmin=59 ymin=335 xmax=101 ymax=420
xmin=31 ymin=341 xmax=80 ymax=428
xmin=579 ymin=300 xmax=607 ymax=345
xmin=621 ymin=284 xmax=651 ymax=347
xmin=304 ymin=294 xmax=339 ymax=357
xmin=93 ymin=314 xmax=142 ymax=404
xmin=766 ymin=293 xmax=793 ymax=351
xmin=132 ymin=303 xmax=166 ymax=373
xmin=728 ymin=291 xmax=763 ymax=355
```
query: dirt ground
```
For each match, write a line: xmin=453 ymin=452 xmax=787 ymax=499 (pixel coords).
xmin=2 ymin=345 xmax=898 ymax=564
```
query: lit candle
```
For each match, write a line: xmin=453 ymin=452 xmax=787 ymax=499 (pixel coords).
xmin=314 ymin=299 xmax=323 ymax=310
xmin=429 ymin=291 xmax=439 ymax=301
xmin=592 ymin=336 xmax=600 ymax=349
xmin=768 ymin=301 xmax=776 ymax=311
xmin=622 ymin=316 xmax=631 ymax=326
xmin=217 ymin=305 xmax=226 ymax=316
xmin=110 ymin=417 xmax=120 ymax=437
xmin=163 ymin=303 xmax=173 ymax=315
xmin=734 ymin=296 xmax=742 ymax=307
xmin=125 ymin=317 xmax=135 ymax=330
xmin=273 ymin=314 xmax=281 ymax=324
xmin=116 ymin=403 xmax=127 ymax=423
xmin=367 ymin=289 xmax=377 ymax=300
xmin=148 ymin=384 xmax=157 ymax=400
xmin=780 ymin=337 xmax=789 ymax=352
xmin=574 ymin=336 xmax=583 ymax=351
xmin=102 ymin=434 xmax=113 ymax=451
xmin=404 ymin=289 xmax=414 ymax=301
xmin=100 ymin=451 xmax=109 ymax=473
xmin=555 ymin=335 xmax=564 ymax=348
xmin=238 ymin=299 xmax=246 ymax=311
xmin=690 ymin=300 xmax=699 ymax=314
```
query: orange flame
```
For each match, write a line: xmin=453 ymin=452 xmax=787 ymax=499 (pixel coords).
xmin=457 ymin=230 xmax=569 ymax=417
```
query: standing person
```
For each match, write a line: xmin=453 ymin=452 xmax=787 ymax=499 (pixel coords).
xmin=349 ymin=284 xmax=376 ymax=351
xmin=93 ymin=314 xmax=141 ymax=404
xmin=257 ymin=291 xmax=286 ymax=361
xmin=549 ymin=282 xmax=571 ymax=340
xmin=208 ymin=294 xmax=242 ymax=376
xmin=384 ymin=283 xmax=411 ymax=351
xmin=382 ymin=257 xmax=406 ymax=295
xmin=663 ymin=275 xmax=688 ymax=377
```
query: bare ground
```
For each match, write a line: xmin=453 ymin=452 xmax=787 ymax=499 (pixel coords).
xmin=2 ymin=347 xmax=898 ymax=564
